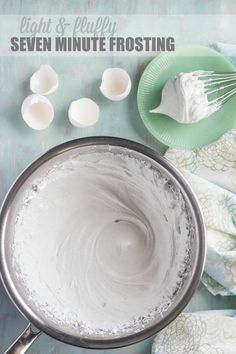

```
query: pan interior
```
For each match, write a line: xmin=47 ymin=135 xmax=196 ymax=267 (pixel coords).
xmin=3 ymin=144 xmax=196 ymax=341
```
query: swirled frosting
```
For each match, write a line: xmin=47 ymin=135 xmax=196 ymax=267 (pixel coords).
xmin=10 ymin=146 xmax=194 ymax=337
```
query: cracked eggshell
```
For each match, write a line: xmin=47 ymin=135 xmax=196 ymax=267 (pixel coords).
xmin=100 ymin=68 xmax=131 ymax=101
xmin=30 ymin=64 xmax=59 ymax=95
xmin=21 ymin=94 xmax=54 ymax=130
xmin=68 ymin=98 xmax=99 ymax=128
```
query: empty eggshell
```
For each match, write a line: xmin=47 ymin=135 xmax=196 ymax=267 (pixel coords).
xmin=68 ymin=98 xmax=99 ymax=128
xmin=30 ymin=64 xmax=59 ymax=95
xmin=21 ymin=94 xmax=54 ymax=130
xmin=100 ymin=68 xmax=131 ymax=101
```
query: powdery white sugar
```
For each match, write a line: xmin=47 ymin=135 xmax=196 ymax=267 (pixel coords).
xmin=11 ymin=148 xmax=194 ymax=337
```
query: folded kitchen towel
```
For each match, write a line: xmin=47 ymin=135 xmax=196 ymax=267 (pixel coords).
xmin=152 ymin=42 xmax=236 ymax=354
xmin=165 ymin=127 xmax=236 ymax=296
xmin=213 ymin=42 xmax=236 ymax=65
xmin=152 ymin=310 xmax=236 ymax=354
xmin=165 ymin=42 xmax=236 ymax=295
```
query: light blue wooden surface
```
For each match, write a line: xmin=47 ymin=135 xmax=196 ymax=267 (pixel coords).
xmin=1 ymin=1 xmax=236 ymax=353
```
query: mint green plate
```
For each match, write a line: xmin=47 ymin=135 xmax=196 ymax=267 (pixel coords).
xmin=137 ymin=45 xmax=236 ymax=150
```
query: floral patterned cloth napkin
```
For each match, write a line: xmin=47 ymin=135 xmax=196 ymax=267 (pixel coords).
xmin=152 ymin=310 xmax=236 ymax=354
xmin=165 ymin=128 xmax=236 ymax=296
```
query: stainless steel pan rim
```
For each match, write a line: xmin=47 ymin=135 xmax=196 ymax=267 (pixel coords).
xmin=0 ymin=136 xmax=206 ymax=350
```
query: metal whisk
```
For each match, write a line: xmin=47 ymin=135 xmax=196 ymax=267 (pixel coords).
xmin=197 ymin=71 xmax=236 ymax=107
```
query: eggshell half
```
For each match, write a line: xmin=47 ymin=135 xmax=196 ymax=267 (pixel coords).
xmin=30 ymin=64 xmax=59 ymax=95
xmin=68 ymin=98 xmax=99 ymax=128
xmin=21 ymin=94 xmax=54 ymax=130
xmin=100 ymin=68 xmax=131 ymax=101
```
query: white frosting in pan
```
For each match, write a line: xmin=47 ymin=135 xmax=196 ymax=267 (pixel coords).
xmin=11 ymin=147 xmax=193 ymax=337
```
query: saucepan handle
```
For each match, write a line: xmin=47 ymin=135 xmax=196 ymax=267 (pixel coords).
xmin=3 ymin=323 xmax=41 ymax=354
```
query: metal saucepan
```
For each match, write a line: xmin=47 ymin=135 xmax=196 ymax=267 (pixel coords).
xmin=0 ymin=137 xmax=206 ymax=353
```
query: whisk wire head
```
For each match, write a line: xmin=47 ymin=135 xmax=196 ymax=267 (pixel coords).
xmin=197 ymin=71 xmax=236 ymax=107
